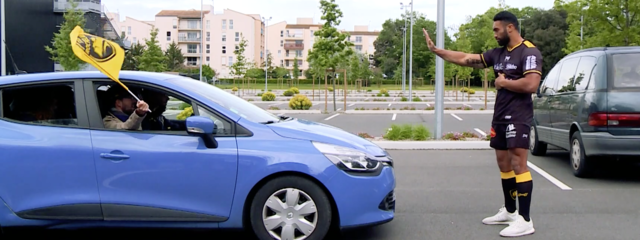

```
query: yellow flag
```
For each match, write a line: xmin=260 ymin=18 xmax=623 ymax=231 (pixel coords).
xmin=69 ymin=25 xmax=127 ymax=90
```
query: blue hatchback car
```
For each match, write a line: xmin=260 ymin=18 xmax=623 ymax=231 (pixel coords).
xmin=0 ymin=71 xmax=396 ymax=239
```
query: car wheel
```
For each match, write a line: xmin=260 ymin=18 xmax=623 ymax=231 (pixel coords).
xmin=529 ymin=125 xmax=547 ymax=156
xmin=570 ymin=131 xmax=594 ymax=178
xmin=250 ymin=176 xmax=332 ymax=240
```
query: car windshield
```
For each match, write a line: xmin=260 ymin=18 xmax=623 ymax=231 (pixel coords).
xmin=612 ymin=53 xmax=640 ymax=88
xmin=167 ymin=77 xmax=280 ymax=123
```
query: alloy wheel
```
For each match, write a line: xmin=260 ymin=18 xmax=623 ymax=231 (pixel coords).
xmin=262 ymin=188 xmax=318 ymax=240
xmin=529 ymin=126 xmax=536 ymax=150
xmin=571 ymin=139 xmax=581 ymax=170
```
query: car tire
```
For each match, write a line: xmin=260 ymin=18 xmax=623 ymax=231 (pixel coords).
xmin=570 ymin=131 xmax=594 ymax=178
xmin=249 ymin=176 xmax=332 ymax=240
xmin=529 ymin=125 xmax=547 ymax=156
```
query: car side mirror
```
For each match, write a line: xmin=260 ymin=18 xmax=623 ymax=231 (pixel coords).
xmin=186 ymin=116 xmax=218 ymax=148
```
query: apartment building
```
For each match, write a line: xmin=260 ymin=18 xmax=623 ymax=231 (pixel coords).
xmin=107 ymin=12 xmax=154 ymax=45
xmin=267 ymin=18 xmax=379 ymax=79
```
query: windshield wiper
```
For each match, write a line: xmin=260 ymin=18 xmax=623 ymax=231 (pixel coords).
xmin=260 ymin=120 xmax=278 ymax=124
xmin=279 ymin=115 xmax=292 ymax=121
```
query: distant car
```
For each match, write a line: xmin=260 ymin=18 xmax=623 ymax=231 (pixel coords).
xmin=0 ymin=71 xmax=396 ymax=239
xmin=530 ymin=46 xmax=640 ymax=178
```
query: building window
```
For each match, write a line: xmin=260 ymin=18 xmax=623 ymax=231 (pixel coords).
xmin=310 ymin=30 xmax=314 ymax=35
xmin=207 ymin=32 xmax=210 ymax=41
xmin=280 ymin=30 xmax=283 ymax=37
xmin=285 ymin=50 xmax=289 ymax=57
xmin=356 ymin=36 xmax=362 ymax=43
xmin=166 ymin=31 xmax=171 ymax=41
xmin=187 ymin=57 xmax=198 ymax=66
xmin=355 ymin=45 xmax=362 ymax=52
xmin=206 ymin=56 xmax=210 ymax=62
xmin=206 ymin=44 xmax=210 ymax=53
xmin=260 ymin=51 xmax=263 ymax=59
xmin=206 ymin=20 xmax=210 ymax=29
xmin=280 ymin=40 xmax=283 ymax=47
xmin=297 ymin=60 xmax=302 ymax=66
xmin=187 ymin=20 xmax=199 ymax=29
xmin=235 ymin=45 xmax=239 ymax=51
xmin=188 ymin=44 xmax=198 ymax=54
xmin=295 ymin=50 xmax=302 ymax=57
xmin=222 ymin=46 xmax=226 ymax=54
xmin=222 ymin=20 xmax=226 ymax=29
xmin=229 ymin=20 xmax=234 ymax=29
xmin=133 ymin=37 xmax=137 ymax=43
xmin=173 ymin=19 xmax=177 ymax=29
xmin=221 ymin=56 xmax=227 ymax=66
xmin=235 ymin=32 xmax=239 ymax=42
xmin=280 ymin=60 xmax=283 ymax=66
xmin=127 ymin=26 xmax=131 ymax=35
xmin=222 ymin=33 xmax=226 ymax=42
xmin=278 ymin=50 xmax=281 ymax=57
xmin=228 ymin=56 xmax=233 ymax=65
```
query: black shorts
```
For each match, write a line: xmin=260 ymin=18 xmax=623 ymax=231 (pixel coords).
xmin=490 ymin=123 xmax=530 ymax=150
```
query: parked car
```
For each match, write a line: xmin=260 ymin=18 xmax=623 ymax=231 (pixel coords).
xmin=530 ymin=46 xmax=640 ymax=178
xmin=0 ymin=71 xmax=396 ymax=239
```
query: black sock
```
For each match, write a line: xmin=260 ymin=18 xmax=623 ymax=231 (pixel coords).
xmin=516 ymin=172 xmax=533 ymax=221
xmin=500 ymin=171 xmax=517 ymax=213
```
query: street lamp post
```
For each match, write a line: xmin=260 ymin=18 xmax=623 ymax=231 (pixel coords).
xmin=262 ymin=17 xmax=271 ymax=92
xmin=200 ymin=0 xmax=204 ymax=82
xmin=408 ymin=0 xmax=414 ymax=101
xmin=400 ymin=2 xmax=411 ymax=96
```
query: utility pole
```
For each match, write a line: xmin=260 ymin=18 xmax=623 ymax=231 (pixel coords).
xmin=400 ymin=2 xmax=411 ymax=95
xmin=408 ymin=0 xmax=414 ymax=101
xmin=434 ymin=0 xmax=445 ymax=138
xmin=200 ymin=0 xmax=204 ymax=82
xmin=263 ymin=17 xmax=271 ymax=92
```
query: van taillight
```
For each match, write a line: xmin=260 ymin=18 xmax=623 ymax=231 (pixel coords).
xmin=588 ymin=112 xmax=640 ymax=127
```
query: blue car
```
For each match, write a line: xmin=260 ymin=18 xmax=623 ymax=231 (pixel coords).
xmin=0 ymin=71 xmax=396 ymax=239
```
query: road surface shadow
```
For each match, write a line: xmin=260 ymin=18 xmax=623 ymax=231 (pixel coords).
xmin=542 ymin=150 xmax=640 ymax=182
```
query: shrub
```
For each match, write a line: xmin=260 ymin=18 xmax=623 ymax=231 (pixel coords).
xmin=468 ymin=89 xmax=476 ymax=94
xmin=412 ymin=97 xmax=421 ymax=102
xmin=400 ymin=96 xmax=408 ymax=102
xmin=289 ymin=87 xmax=300 ymax=94
xmin=176 ymin=106 xmax=193 ymax=120
xmin=413 ymin=125 xmax=430 ymax=140
xmin=261 ymin=91 xmax=276 ymax=101
xmin=383 ymin=124 xmax=431 ymax=141
xmin=256 ymin=92 xmax=263 ymax=96
xmin=384 ymin=93 xmax=390 ymax=97
xmin=460 ymin=87 xmax=469 ymax=92
xmin=178 ymin=102 xmax=191 ymax=110
xmin=367 ymin=89 xmax=372 ymax=92
xmin=232 ymin=87 xmax=238 ymax=92
xmin=327 ymin=87 xmax=334 ymax=92
xmin=379 ymin=88 xmax=388 ymax=94
xmin=289 ymin=94 xmax=312 ymax=110
xmin=283 ymin=90 xmax=294 ymax=96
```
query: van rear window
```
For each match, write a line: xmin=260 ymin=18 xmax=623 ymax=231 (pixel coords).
xmin=612 ymin=53 xmax=640 ymax=88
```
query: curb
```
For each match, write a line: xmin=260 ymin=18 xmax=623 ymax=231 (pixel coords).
xmin=268 ymin=110 xmax=323 ymax=114
xmin=345 ymin=110 xmax=494 ymax=114
xmin=371 ymin=141 xmax=491 ymax=150
xmin=250 ymin=101 xmax=495 ymax=105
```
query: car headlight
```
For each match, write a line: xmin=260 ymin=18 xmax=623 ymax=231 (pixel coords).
xmin=312 ymin=142 xmax=391 ymax=172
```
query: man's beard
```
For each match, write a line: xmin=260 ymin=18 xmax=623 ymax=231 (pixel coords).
xmin=497 ymin=34 xmax=510 ymax=47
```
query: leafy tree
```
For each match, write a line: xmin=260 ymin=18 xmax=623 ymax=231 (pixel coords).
xmin=274 ymin=67 xmax=290 ymax=79
xmin=261 ymin=52 xmax=276 ymax=78
xmin=307 ymin=0 xmax=355 ymax=111
xmin=230 ymin=34 xmax=249 ymax=78
xmin=521 ymin=8 xmax=569 ymax=76
xmin=45 ymin=1 xmax=87 ymax=71
xmin=292 ymin=56 xmax=300 ymax=81
xmin=202 ymin=64 xmax=215 ymax=80
xmin=165 ymin=41 xmax=185 ymax=71
xmin=138 ymin=27 xmax=167 ymax=72
xmin=122 ymin=43 xmax=145 ymax=70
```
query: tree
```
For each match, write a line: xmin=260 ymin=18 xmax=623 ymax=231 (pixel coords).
xmin=165 ymin=41 xmax=185 ymax=71
xmin=261 ymin=52 xmax=276 ymax=78
xmin=292 ymin=56 xmax=300 ymax=82
xmin=138 ymin=27 xmax=167 ymax=72
xmin=230 ymin=34 xmax=249 ymax=78
xmin=307 ymin=0 xmax=355 ymax=111
xmin=122 ymin=43 xmax=145 ymax=70
xmin=521 ymin=8 xmax=569 ymax=76
xmin=44 ymin=1 xmax=87 ymax=71
xmin=202 ymin=64 xmax=215 ymax=81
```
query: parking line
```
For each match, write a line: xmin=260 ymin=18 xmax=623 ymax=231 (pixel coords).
xmin=348 ymin=103 xmax=355 ymax=107
xmin=527 ymin=162 xmax=573 ymax=190
xmin=324 ymin=114 xmax=340 ymax=121
xmin=450 ymin=113 xmax=463 ymax=121
xmin=337 ymin=108 xmax=342 ymax=111
xmin=474 ymin=128 xmax=487 ymax=137
xmin=388 ymin=103 xmax=392 ymax=107
xmin=392 ymin=113 xmax=397 ymax=121
xmin=426 ymin=103 xmax=431 ymax=107
xmin=364 ymin=97 xmax=369 ymax=101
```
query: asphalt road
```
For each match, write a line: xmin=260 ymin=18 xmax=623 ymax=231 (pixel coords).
xmin=284 ymin=113 xmax=494 ymax=137
xmin=17 ymin=150 xmax=640 ymax=239
xmin=252 ymin=101 xmax=495 ymax=111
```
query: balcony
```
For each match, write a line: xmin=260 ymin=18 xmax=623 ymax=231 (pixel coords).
xmin=184 ymin=51 xmax=202 ymax=57
xmin=179 ymin=37 xmax=202 ymax=43
xmin=283 ymin=42 xmax=304 ymax=50
xmin=53 ymin=0 xmax=101 ymax=14
xmin=285 ymin=33 xmax=303 ymax=39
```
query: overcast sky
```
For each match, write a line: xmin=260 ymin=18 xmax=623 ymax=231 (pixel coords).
xmin=103 ymin=0 xmax=555 ymax=34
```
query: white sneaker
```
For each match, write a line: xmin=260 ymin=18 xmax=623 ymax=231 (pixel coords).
xmin=500 ymin=215 xmax=535 ymax=237
xmin=482 ymin=206 xmax=518 ymax=225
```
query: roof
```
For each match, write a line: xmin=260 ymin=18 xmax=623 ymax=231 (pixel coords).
xmin=567 ymin=46 xmax=640 ymax=57
xmin=156 ymin=10 xmax=210 ymax=18
xmin=0 ymin=71 xmax=179 ymax=86
xmin=346 ymin=31 xmax=380 ymax=36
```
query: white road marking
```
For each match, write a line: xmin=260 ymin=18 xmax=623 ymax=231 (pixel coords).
xmin=447 ymin=98 xmax=453 ymax=101
xmin=474 ymin=128 xmax=487 ymax=137
xmin=365 ymin=97 xmax=369 ymax=101
xmin=392 ymin=113 xmax=397 ymax=121
xmin=324 ymin=114 xmax=340 ymax=121
xmin=268 ymin=103 xmax=283 ymax=106
xmin=450 ymin=113 xmax=463 ymax=121
xmin=426 ymin=103 xmax=431 ymax=107
xmin=527 ymin=162 xmax=573 ymax=190
xmin=348 ymin=103 xmax=356 ymax=107
xmin=388 ymin=103 xmax=392 ymax=107
xmin=337 ymin=108 xmax=342 ymax=111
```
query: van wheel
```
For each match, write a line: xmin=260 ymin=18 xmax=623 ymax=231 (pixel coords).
xmin=570 ymin=132 xmax=594 ymax=178
xmin=249 ymin=176 xmax=332 ymax=240
xmin=529 ymin=125 xmax=547 ymax=156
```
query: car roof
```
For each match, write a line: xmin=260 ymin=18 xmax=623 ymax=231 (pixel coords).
xmin=568 ymin=46 xmax=640 ymax=57
xmin=0 ymin=70 xmax=177 ymax=86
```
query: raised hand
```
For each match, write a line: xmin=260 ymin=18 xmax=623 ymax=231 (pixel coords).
xmin=422 ymin=28 xmax=436 ymax=52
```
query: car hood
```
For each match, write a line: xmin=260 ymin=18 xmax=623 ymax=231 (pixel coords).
xmin=267 ymin=118 xmax=387 ymax=157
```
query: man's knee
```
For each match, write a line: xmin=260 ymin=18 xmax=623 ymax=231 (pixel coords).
xmin=495 ymin=150 xmax=512 ymax=171
xmin=508 ymin=148 xmax=529 ymax=174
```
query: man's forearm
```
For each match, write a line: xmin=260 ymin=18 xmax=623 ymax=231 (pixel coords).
xmin=433 ymin=48 xmax=468 ymax=66
xmin=503 ymin=78 xmax=538 ymax=93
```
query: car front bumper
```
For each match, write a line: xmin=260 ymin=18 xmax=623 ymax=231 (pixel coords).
xmin=325 ymin=166 xmax=396 ymax=229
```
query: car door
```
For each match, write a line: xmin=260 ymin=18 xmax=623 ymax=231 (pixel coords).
xmin=83 ymin=80 xmax=238 ymax=222
xmin=533 ymin=63 xmax=561 ymax=143
xmin=549 ymin=57 xmax=579 ymax=148
xmin=0 ymin=79 xmax=102 ymax=221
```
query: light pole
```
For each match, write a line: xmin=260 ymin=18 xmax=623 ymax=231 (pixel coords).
xmin=400 ymin=2 xmax=411 ymax=96
xmin=262 ymin=16 xmax=271 ymax=92
xmin=199 ymin=0 xmax=204 ymax=82
xmin=408 ymin=0 xmax=414 ymax=101
xmin=434 ymin=0 xmax=445 ymax=138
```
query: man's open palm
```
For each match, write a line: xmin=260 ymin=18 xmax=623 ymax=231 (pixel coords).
xmin=422 ymin=28 xmax=436 ymax=52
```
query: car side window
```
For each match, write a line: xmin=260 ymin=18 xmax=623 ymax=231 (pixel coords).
xmin=573 ymin=56 xmax=597 ymax=91
xmin=556 ymin=57 xmax=580 ymax=93
xmin=1 ymin=82 xmax=79 ymax=126
xmin=195 ymin=104 xmax=233 ymax=136
xmin=541 ymin=63 xmax=560 ymax=95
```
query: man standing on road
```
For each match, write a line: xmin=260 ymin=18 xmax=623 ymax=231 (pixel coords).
xmin=422 ymin=11 xmax=542 ymax=237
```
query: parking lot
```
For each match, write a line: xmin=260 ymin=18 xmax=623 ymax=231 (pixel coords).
xmin=25 ymin=150 xmax=640 ymax=239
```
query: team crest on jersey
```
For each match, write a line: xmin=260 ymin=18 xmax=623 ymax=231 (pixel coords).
xmin=490 ymin=127 xmax=496 ymax=138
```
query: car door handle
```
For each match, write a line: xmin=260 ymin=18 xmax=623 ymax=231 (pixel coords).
xmin=100 ymin=153 xmax=130 ymax=160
